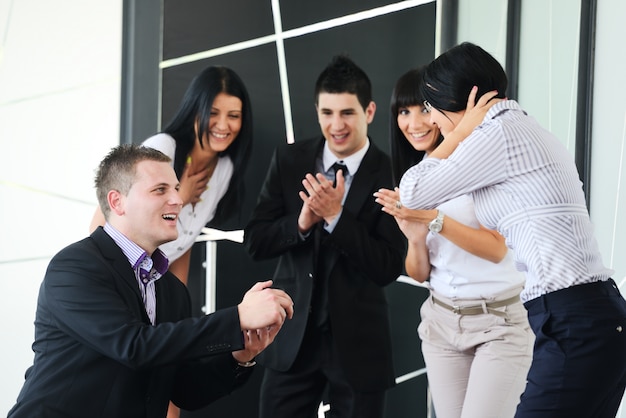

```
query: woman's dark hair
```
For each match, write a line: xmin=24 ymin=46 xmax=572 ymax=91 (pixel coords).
xmin=421 ymin=42 xmax=508 ymax=113
xmin=162 ymin=66 xmax=253 ymax=226
xmin=389 ymin=67 xmax=443 ymax=186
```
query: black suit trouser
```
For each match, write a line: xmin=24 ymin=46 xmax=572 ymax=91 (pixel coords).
xmin=259 ymin=323 xmax=386 ymax=418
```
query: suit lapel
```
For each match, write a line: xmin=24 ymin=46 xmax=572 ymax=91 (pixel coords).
xmin=344 ymin=142 xmax=382 ymax=215
xmin=90 ymin=227 xmax=145 ymax=303
xmin=281 ymin=138 xmax=325 ymax=211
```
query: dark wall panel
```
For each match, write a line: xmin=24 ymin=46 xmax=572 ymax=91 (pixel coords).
xmin=384 ymin=282 xmax=430 ymax=417
xmin=163 ymin=0 xmax=275 ymax=59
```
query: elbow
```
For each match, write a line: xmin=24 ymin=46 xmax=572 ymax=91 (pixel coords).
xmin=242 ymin=240 xmax=262 ymax=261
xmin=366 ymin=254 xmax=405 ymax=287
xmin=405 ymin=265 xmax=429 ymax=283
xmin=243 ymin=237 xmax=279 ymax=261
xmin=486 ymin=256 xmax=505 ymax=264
xmin=406 ymin=271 xmax=429 ymax=283
xmin=485 ymin=247 xmax=508 ymax=264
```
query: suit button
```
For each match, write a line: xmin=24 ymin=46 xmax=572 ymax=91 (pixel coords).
xmin=308 ymin=273 xmax=313 ymax=279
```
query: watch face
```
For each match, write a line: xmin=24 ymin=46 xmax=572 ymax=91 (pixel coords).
xmin=429 ymin=212 xmax=444 ymax=233
xmin=429 ymin=221 xmax=442 ymax=233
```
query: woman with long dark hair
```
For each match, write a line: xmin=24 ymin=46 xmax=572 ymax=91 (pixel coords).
xmin=141 ymin=66 xmax=252 ymax=283
xmin=91 ymin=65 xmax=252 ymax=284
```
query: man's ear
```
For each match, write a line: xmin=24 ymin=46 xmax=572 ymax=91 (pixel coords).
xmin=107 ymin=190 xmax=125 ymax=216
xmin=365 ymin=101 xmax=376 ymax=124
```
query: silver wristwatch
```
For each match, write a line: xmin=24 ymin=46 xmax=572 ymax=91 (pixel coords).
xmin=428 ymin=210 xmax=445 ymax=233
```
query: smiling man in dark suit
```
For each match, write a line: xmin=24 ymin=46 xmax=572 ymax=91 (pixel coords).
xmin=244 ymin=55 xmax=405 ymax=418
xmin=8 ymin=144 xmax=293 ymax=418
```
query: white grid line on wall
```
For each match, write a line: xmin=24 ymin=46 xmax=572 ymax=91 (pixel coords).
xmin=159 ymin=0 xmax=434 ymax=143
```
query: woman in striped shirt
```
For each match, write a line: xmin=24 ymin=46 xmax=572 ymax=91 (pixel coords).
xmin=398 ymin=42 xmax=626 ymax=417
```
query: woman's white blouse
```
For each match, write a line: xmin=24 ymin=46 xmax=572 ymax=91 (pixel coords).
xmin=142 ymin=133 xmax=234 ymax=262
xmin=399 ymin=100 xmax=612 ymax=302
xmin=427 ymin=194 xmax=525 ymax=300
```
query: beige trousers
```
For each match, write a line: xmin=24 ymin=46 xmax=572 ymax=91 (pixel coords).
xmin=418 ymin=289 xmax=534 ymax=418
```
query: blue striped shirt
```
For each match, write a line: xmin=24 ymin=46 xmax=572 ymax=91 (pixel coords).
xmin=399 ymin=100 xmax=613 ymax=302
xmin=103 ymin=223 xmax=169 ymax=324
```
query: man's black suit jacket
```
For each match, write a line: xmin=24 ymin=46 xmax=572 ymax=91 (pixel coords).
xmin=244 ymin=137 xmax=405 ymax=392
xmin=8 ymin=227 xmax=251 ymax=418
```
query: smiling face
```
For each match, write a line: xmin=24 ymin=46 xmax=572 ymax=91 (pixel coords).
xmin=316 ymin=92 xmax=375 ymax=159
xmin=397 ymin=104 xmax=441 ymax=154
xmin=198 ymin=92 xmax=243 ymax=154
xmin=110 ymin=160 xmax=183 ymax=254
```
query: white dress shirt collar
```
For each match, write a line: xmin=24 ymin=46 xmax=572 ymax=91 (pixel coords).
xmin=322 ymin=138 xmax=370 ymax=175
